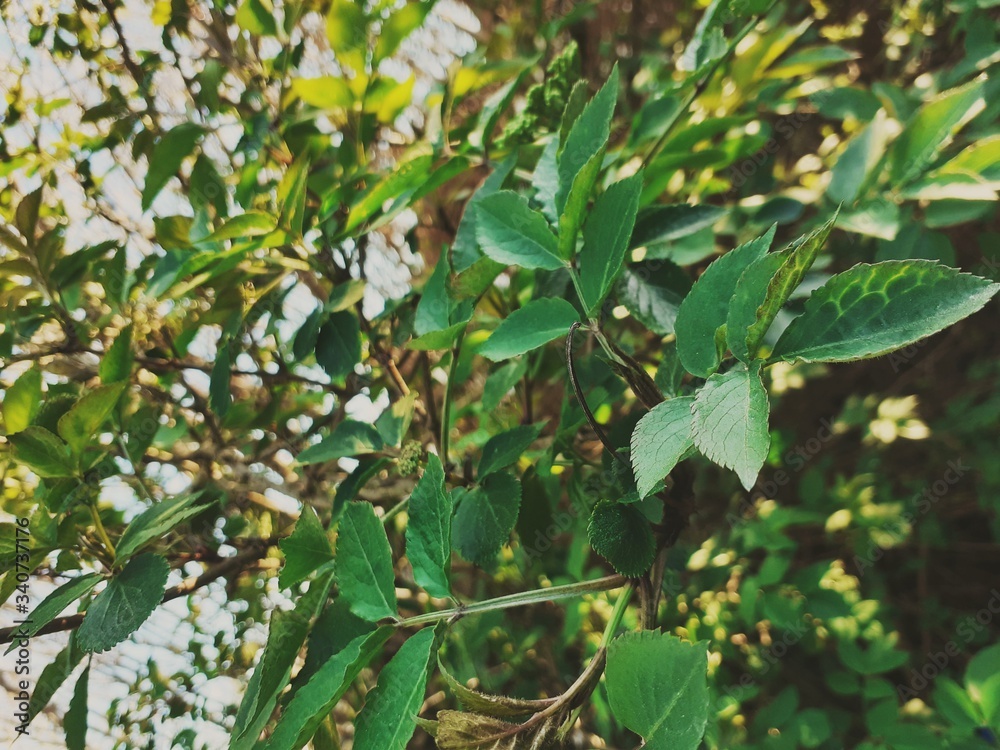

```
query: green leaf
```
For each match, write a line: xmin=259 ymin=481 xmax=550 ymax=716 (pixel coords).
xmin=557 ymin=149 xmax=606 ymax=261
xmin=772 ymin=261 xmax=1000 ymax=363
xmin=336 ymin=502 xmax=397 ymax=621
xmin=233 ymin=573 xmax=336 ymax=749
xmin=99 ymin=325 xmax=133 ymax=383
xmin=279 ymin=505 xmax=334 ymax=589
xmin=735 ymin=214 xmax=837 ymax=362
xmin=556 ymin=65 xmax=619 ymax=217
xmin=452 ymin=156 xmax=517 ymax=272
xmin=353 ymin=627 xmax=438 ymax=750
xmin=892 ymin=77 xmax=986 ymax=186
xmin=452 ymin=472 xmax=521 ymax=567
xmin=478 ymin=422 xmax=544 ymax=478
xmin=374 ymin=1 xmax=433 ymax=62
xmin=141 ymin=123 xmax=204 ymax=211
xmin=261 ymin=628 xmax=392 ymax=750
xmin=616 ymin=259 xmax=691 ymax=336
xmin=201 ymin=211 xmax=276 ymax=243
xmin=631 ymin=396 xmax=695 ymax=498
xmin=606 ymin=631 xmax=709 ymax=750
xmin=57 ymin=382 xmax=127 ymax=456
xmin=210 ymin=342 xmax=232 ymax=418
xmin=116 ymin=494 xmax=207 ymax=562
xmin=482 ymin=359 xmax=527 ymax=412
xmin=326 ymin=0 xmax=367 ymax=72
xmin=579 ymin=173 xmax=643 ymax=314
xmin=315 ymin=310 xmax=361 ymax=381
xmin=76 ymin=553 xmax=170 ymax=653
xmin=9 ymin=426 xmax=75 ymax=478
xmin=326 ymin=279 xmax=367 ymax=313
xmin=408 ymin=321 xmax=469 ymax=351
xmin=415 ymin=252 xmax=453 ymax=337
xmin=725 ymin=253 xmax=786 ymax=363
xmin=479 ymin=298 xmax=579 ymax=362
xmin=588 ymin=501 xmax=656 ymax=577
xmin=475 ymin=191 xmax=563 ymax=271
xmin=5 ymin=574 xmax=101 ymax=654
xmin=630 ymin=204 xmax=727 ymax=249
xmin=674 ymin=227 xmax=776 ymax=378
xmin=235 ymin=0 xmax=278 ymax=36
xmin=827 ymin=112 xmax=889 ymax=205
xmin=4 ymin=366 xmax=41 ymax=433
xmin=405 ymin=454 xmax=452 ymax=599
xmin=692 ymin=363 xmax=770 ymax=490
xmin=375 ymin=392 xmax=416 ymax=447
xmin=297 ymin=420 xmax=384 ymax=465
xmin=65 ymin=664 xmax=89 ymax=750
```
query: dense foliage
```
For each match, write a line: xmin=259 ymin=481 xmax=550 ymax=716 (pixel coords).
xmin=2 ymin=0 xmax=1000 ymax=748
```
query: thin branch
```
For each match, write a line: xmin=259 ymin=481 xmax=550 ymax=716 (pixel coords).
xmin=566 ymin=323 xmax=627 ymax=467
xmin=0 ymin=540 xmax=276 ymax=645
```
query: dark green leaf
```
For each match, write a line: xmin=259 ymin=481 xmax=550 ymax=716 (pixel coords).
xmin=353 ymin=627 xmax=439 ymax=750
xmin=588 ymin=501 xmax=655 ymax=577
xmin=65 ymin=664 xmax=89 ymax=750
xmin=279 ymin=505 xmax=333 ymax=589
xmin=5 ymin=574 xmax=101 ymax=654
xmin=772 ymin=261 xmax=999 ymax=363
xmin=316 ymin=311 xmax=361 ymax=381
xmin=76 ymin=553 xmax=170 ymax=653
xmin=616 ymin=259 xmax=691 ymax=336
xmin=478 ymin=422 xmax=544 ymax=478
xmin=452 ymin=472 xmax=521 ymax=567
xmin=116 ymin=494 xmax=207 ymax=562
xmin=479 ymin=298 xmax=579 ymax=362
xmin=405 ymin=454 xmax=452 ymax=599
xmin=630 ymin=204 xmax=727 ymax=248
xmin=141 ymin=123 xmax=204 ymax=211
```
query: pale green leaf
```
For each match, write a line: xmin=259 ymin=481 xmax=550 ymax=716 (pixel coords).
xmin=200 ymin=212 xmax=276 ymax=243
xmin=691 ymin=363 xmax=770 ymax=490
xmin=57 ymin=382 xmax=127 ymax=456
xmin=9 ymin=426 xmax=75 ymax=478
xmin=631 ymin=396 xmax=695 ymax=498
xmin=606 ymin=631 xmax=709 ymax=750
xmin=4 ymin=366 xmax=41 ymax=433
xmin=99 ymin=325 xmax=133 ymax=384
xmin=892 ymin=77 xmax=986 ymax=186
